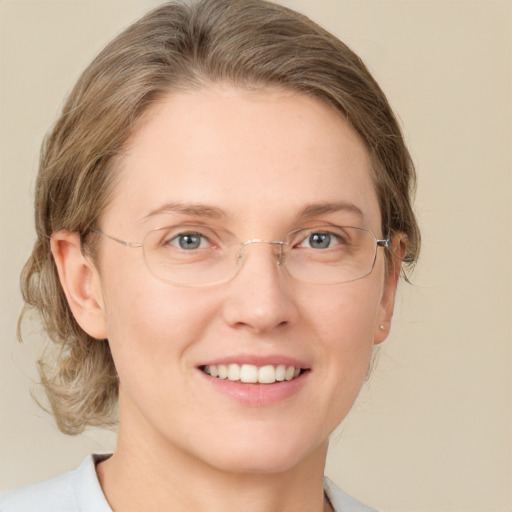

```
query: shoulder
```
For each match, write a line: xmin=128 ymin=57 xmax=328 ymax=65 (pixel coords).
xmin=0 ymin=466 xmax=78 ymax=512
xmin=324 ymin=476 xmax=378 ymax=512
xmin=0 ymin=455 xmax=112 ymax=512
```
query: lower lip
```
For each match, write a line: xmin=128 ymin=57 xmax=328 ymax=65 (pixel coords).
xmin=197 ymin=369 xmax=310 ymax=406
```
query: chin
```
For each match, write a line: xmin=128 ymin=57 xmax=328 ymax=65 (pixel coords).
xmin=208 ymin=450 xmax=309 ymax=476
xmin=195 ymin=427 xmax=328 ymax=476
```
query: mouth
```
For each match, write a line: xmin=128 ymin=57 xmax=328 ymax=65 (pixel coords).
xmin=200 ymin=363 xmax=307 ymax=384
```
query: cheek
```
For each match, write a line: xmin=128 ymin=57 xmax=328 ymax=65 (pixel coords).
xmin=99 ymin=257 xmax=218 ymax=385
xmin=301 ymin=279 xmax=383 ymax=415
xmin=304 ymin=277 xmax=383 ymax=351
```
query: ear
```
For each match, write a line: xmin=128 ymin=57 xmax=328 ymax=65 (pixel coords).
xmin=50 ymin=230 xmax=107 ymax=340
xmin=374 ymin=235 xmax=406 ymax=345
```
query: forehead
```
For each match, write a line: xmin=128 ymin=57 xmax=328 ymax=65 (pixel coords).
xmin=103 ymin=85 xmax=380 ymax=233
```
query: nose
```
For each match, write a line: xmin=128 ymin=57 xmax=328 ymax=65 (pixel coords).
xmin=221 ymin=240 xmax=298 ymax=334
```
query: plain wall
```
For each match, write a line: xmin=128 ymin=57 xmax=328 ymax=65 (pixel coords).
xmin=0 ymin=1 xmax=510 ymax=511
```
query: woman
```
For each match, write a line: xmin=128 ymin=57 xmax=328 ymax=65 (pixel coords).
xmin=0 ymin=0 xmax=419 ymax=510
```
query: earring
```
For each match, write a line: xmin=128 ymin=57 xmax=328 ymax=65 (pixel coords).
xmin=379 ymin=324 xmax=385 ymax=330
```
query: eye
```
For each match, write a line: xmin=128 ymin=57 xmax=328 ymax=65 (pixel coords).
xmin=168 ymin=232 xmax=210 ymax=250
xmin=299 ymin=231 xmax=342 ymax=249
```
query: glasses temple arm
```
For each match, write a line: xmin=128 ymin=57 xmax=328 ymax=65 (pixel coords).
xmin=91 ymin=228 xmax=143 ymax=248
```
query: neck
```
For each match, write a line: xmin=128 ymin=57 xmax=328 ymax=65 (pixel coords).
xmin=97 ymin=398 xmax=331 ymax=512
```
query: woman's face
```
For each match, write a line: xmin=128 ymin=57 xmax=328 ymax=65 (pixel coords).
xmin=89 ymin=85 xmax=397 ymax=474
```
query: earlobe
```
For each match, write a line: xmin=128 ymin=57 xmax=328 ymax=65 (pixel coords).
xmin=373 ymin=234 xmax=406 ymax=345
xmin=50 ymin=231 xmax=107 ymax=340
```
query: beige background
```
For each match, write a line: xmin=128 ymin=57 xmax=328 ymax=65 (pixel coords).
xmin=0 ymin=1 xmax=510 ymax=511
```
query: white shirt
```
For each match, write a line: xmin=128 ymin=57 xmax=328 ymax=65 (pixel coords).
xmin=0 ymin=455 xmax=376 ymax=512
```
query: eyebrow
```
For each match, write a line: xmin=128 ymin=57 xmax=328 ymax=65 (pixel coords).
xmin=298 ymin=201 xmax=364 ymax=219
xmin=141 ymin=202 xmax=227 ymax=222
xmin=140 ymin=200 xmax=364 ymax=223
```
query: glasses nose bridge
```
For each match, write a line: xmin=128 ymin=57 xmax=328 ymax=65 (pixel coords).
xmin=238 ymin=238 xmax=287 ymax=266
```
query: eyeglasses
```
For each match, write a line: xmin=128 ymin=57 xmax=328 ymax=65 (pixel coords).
xmin=92 ymin=224 xmax=391 ymax=287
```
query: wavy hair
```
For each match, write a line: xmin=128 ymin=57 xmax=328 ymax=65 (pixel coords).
xmin=19 ymin=0 xmax=420 ymax=434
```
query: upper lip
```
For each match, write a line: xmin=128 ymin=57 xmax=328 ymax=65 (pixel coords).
xmin=197 ymin=354 xmax=310 ymax=369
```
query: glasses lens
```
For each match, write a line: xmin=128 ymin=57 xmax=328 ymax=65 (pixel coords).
xmin=141 ymin=224 xmax=380 ymax=286
xmin=285 ymin=226 xmax=378 ymax=284
xmin=142 ymin=225 xmax=238 ymax=286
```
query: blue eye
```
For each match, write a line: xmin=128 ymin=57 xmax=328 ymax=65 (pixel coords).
xmin=307 ymin=232 xmax=332 ymax=249
xmin=169 ymin=232 xmax=208 ymax=250
xmin=290 ymin=226 xmax=353 ymax=252
xmin=300 ymin=232 xmax=344 ymax=249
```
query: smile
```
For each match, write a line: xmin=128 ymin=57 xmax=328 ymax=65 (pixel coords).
xmin=201 ymin=364 xmax=304 ymax=384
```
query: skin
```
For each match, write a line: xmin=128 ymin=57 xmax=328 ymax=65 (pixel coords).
xmin=51 ymin=85 xmax=401 ymax=512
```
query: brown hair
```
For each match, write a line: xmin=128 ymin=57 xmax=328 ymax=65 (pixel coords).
xmin=19 ymin=0 xmax=420 ymax=434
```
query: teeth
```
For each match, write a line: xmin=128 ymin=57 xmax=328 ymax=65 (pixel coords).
xmin=258 ymin=365 xmax=276 ymax=384
xmin=218 ymin=364 xmax=228 ymax=379
xmin=284 ymin=366 xmax=295 ymax=381
xmin=228 ymin=363 xmax=240 ymax=381
xmin=202 ymin=364 xmax=302 ymax=384
xmin=240 ymin=364 xmax=258 ymax=383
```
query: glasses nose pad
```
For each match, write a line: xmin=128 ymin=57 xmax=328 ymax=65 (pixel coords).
xmin=234 ymin=240 xmax=285 ymax=276
xmin=235 ymin=245 xmax=246 ymax=265
xmin=275 ymin=242 xmax=285 ymax=266
xmin=233 ymin=243 xmax=251 ymax=279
